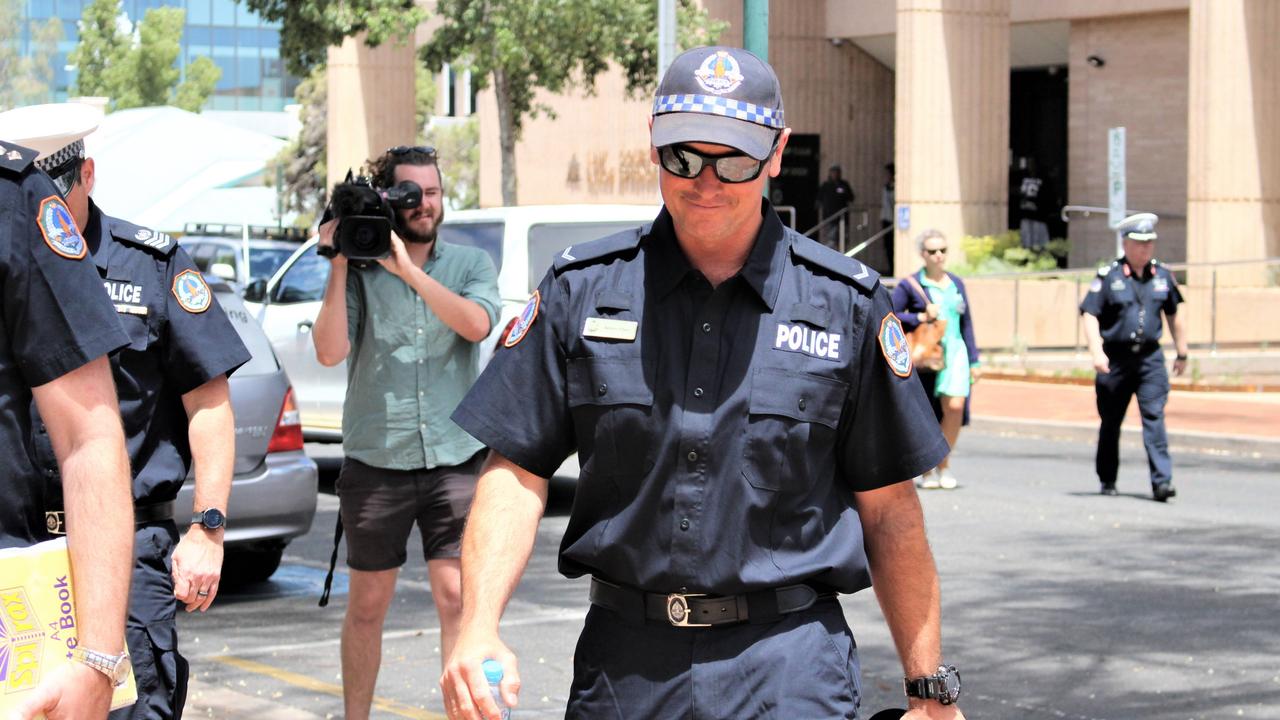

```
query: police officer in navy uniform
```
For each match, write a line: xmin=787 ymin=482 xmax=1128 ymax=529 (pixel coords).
xmin=0 ymin=134 xmax=135 ymax=717
xmin=0 ymin=103 xmax=252 ymax=719
xmin=442 ymin=47 xmax=965 ymax=720
xmin=1080 ymin=213 xmax=1188 ymax=502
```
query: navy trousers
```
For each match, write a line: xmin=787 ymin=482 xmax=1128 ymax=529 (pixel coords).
xmin=110 ymin=523 xmax=189 ymax=720
xmin=1095 ymin=347 xmax=1172 ymax=487
xmin=567 ymin=598 xmax=861 ymax=719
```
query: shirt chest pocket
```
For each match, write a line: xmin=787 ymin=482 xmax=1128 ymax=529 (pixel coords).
xmin=744 ymin=368 xmax=847 ymax=493
xmin=567 ymin=356 xmax=656 ymax=475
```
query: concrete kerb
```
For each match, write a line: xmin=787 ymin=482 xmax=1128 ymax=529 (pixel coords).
xmin=970 ymin=415 xmax=1280 ymax=460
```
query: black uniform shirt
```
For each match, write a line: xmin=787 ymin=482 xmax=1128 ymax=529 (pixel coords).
xmin=1080 ymin=258 xmax=1183 ymax=348
xmin=0 ymin=146 xmax=129 ymax=548
xmin=453 ymin=203 xmax=948 ymax=595
xmin=33 ymin=200 xmax=251 ymax=505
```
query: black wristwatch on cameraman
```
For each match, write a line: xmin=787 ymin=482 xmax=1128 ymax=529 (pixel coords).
xmin=316 ymin=242 xmax=339 ymax=259
xmin=904 ymin=664 xmax=961 ymax=705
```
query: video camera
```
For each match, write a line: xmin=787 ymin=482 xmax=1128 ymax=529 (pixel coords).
xmin=321 ymin=170 xmax=423 ymax=261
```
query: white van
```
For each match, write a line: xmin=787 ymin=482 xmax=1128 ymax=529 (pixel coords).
xmin=244 ymin=204 xmax=660 ymax=441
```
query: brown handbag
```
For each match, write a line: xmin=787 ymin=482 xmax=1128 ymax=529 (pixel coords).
xmin=903 ymin=274 xmax=947 ymax=372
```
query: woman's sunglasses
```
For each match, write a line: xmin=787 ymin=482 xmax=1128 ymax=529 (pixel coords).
xmin=657 ymin=143 xmax=773 ymax=184
xmin=925 ymin=247 xmax=948 ymax=256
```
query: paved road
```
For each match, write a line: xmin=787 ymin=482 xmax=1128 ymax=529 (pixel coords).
xmin=181 ymin=431 xmax=1279 ymax=719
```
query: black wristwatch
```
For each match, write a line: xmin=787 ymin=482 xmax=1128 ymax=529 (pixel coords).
xmin=316 ymin=243 xmax=339 ymax=259
xmin=191 ymin=507 xmax=226 ymax=530
xmin=904 ymin=665 xmax=961 ymax=705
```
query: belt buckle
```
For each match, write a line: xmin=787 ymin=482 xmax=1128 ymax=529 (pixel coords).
xmin=1131 ymin=343 xmax=1141 ymax=353
xmin=45 ymin=511 xmax=66 ymax=536
xmin=665 ymin=593 xmax=710 ymax=627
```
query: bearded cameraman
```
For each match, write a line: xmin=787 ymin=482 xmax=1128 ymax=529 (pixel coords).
xmin=312 ymin=145 xmax=500 ymax=720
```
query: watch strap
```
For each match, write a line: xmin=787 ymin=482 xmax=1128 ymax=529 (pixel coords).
xmin=72 ymin=647 xmax=129 ymax=686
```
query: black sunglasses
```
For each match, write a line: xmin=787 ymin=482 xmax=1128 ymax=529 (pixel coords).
xmin=657 ymin=143 xmax=774 ymax=184
xmin=925 ymin=247 xmax=948 ymax=255
xmin=386 ymin=145 xmax=438 ymax=158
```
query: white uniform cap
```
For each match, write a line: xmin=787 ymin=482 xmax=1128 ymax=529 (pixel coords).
xmin=0 ymin=102 xmax=103 ymax=173
xmin=1116 ymin=212 xmax=1159 ymax=242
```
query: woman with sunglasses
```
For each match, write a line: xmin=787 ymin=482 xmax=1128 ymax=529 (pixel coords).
xmin=891 ymin=229 xmax=981 ymax=489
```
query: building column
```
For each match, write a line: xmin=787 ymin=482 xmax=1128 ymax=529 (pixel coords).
xmin=327 ymin=34 xmax=417 ymax=189
xmin=894 ymin=0 xmax=1010 ymax=275
xmin=1187 ymin=0 xmax=1279 ymax=287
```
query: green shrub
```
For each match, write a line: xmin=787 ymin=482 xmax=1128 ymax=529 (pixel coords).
xmin=951 ymin=230 xmax=1069 ymax=275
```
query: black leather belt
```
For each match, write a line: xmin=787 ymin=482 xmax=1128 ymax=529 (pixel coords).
xmin=589 ymin=576 xmax=829 ymax=628
xmin=45 ymin=500 xmax=175 ymax=536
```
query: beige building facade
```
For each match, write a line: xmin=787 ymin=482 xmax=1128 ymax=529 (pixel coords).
xmin=327 ymin=0 xmax=1278 ymax=289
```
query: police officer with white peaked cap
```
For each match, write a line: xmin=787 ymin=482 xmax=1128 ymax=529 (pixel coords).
xmin=1080 ymin=212 xmax=1188 ymax=502
xmin=0 ymin=103 xmax=252 ymax=720
xmin=0 ymin=120 xmax=135 ymax=717
xmin=442 ymin=47 xmax=965 ymax=719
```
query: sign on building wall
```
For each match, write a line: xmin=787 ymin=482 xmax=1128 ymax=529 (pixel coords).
xmin=1108 ymin=126 xmax=1126 ymax=229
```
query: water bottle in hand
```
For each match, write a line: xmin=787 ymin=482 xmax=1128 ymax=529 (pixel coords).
xmin=482 ymin=659 xmax=511 ymax=719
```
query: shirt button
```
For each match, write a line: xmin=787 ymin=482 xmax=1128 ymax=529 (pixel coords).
xmin=597 ymin=383 xmax=608 ymax=396
xmin=693 ymin=387 xmax=704 ymax=397
xmin=701 ymin=322 xmax=711 ymax=333
xmin=417 ymin=328 xmax=423 ymax=334
xmin=418 ymin=359 xmax=424 ymax=364
xmin=687 ymin=450 xmax=698 ymax=462
xmin=680 ymin=518 xmax=690 ymax=531
xmin=798 ymin=397 xmax=807 ymax=411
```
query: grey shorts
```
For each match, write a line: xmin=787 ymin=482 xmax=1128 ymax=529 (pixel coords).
xmin=337 ymin=453 xmax=483 ymax=571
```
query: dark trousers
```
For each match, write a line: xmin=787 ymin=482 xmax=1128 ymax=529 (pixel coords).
xmin=567 ymin=599 xmax=861 ymax=719
xmin=1095 ymin=347 xmax=1172 ymax=486
xmin=110 ymin=523 xmax=189 ymax=720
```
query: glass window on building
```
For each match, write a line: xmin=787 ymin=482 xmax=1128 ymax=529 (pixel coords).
xmin=187 ymin=0 xmax=211 ymax=24
xmin=56 ymin=1 xmax=81 ymax=20
xmin=211 ymin=0 xmax=234 ymax=26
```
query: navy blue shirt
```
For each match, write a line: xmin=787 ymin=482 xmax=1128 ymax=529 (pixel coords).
xmin=453 ymin=204 xmax=948 ymax=596
xmin=0 ymin=146 xmax=129 ymax=548
xmin=32 ymin=200 xmax=251 ymax=506
xmin=1080 ymin=258 xmax=1183 ymax=349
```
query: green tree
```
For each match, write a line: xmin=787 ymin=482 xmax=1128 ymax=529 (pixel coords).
xmin=68 ymin=0 xmax=128 ymax=98
xmin=269 ymin=66 xmax=328 ymax=226
xmin=414 ymin=61 xmax=438 ymax=137
xmin=1 ymin=0 xmax=64 ymax=109
xmin=423 ymin=118 xmax=480 ymax=210
xmin=70 ymin=1 xmax=220 ymax=111
xmin=237 ymin=0 xmax=426 ymax=77
xmin=419 ymin=0 xmax=725 ymax=205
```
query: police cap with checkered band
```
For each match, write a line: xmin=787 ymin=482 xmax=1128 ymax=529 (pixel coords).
xmin=0 ymin=103 xmax=102 ymax=195
xmin=651 ymin=46 xmax=785 ymax=161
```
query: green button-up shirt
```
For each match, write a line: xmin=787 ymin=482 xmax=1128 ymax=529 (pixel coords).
xmin=343 ymin=241 xmax=500 ymax=470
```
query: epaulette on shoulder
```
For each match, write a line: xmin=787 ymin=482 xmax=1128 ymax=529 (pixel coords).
xmin=1097 ymin=260 xmax=1119 ymax=277
xmin=789 ymin=235 xmax=880 ymax=294
xmin=109 ymin=216 xmax=177 ymax=256
xmin=552 ymin=224 xmax=648 ymax=274
xmin=0 ymin=142 xmax=37 ymax=175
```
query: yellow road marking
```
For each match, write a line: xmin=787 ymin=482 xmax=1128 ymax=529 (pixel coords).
xmin=210 ymin=654 xmax=447 ymax=720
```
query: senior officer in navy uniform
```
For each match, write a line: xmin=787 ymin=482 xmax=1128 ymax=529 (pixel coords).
xmin=0 ymin=103 xmax=252 ymax=719
xmin=0 ymin=134 xmax=135 ymax=717
xmin=1080 ymin=212 xmax=1187 ymax=502
xmin=442 ymin=47 xmax=965 ymax=720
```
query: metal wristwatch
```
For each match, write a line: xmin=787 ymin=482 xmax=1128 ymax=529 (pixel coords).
xmin=904 ymin=664 xmax=961 ymax=705
xmin=191 ymin=507 xmax=226 ymax=530
xmin=71 ymin=647 xmax=131 ymax=687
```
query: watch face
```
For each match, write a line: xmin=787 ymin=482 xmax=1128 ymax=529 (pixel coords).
xmin=201 ymin=508 xmax=225 ymax=529
xmin=943 ymin=667 xmax=961 ymax=702
xmin=111 ymin=654 xmax=132 ymax=686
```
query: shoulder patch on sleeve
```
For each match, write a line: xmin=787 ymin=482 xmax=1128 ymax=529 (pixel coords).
xmin=552 ymin=225 xmax=648 ymax=274
xmin=172 ymin=268 xmax=212 ymax=313
xmin=109 ymin=216 xmax=177 ymax=255
xmin=789 ymin=235 xmax=880 ymax=294
xmin=878 ymin=312 xmax=913 ymax=377
xmin=503 ymin=290 xmax=541 ymax=348
xmin=37 ymin=196 xmax=87 ymax=260
xmin=0 ymin=142 xmax=36 ymax=175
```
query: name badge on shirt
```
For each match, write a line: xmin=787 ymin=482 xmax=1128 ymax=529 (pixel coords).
xmin=1110 ymin=279 xmax=1126 ymax=292
xmin=583 ymin=317 xmax=638 ymax=342
xmin=1153 ymin=277 xmax=1169 ymax=293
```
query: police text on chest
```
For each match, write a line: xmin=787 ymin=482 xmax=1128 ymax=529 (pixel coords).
xmin=774 ymin=323 xmax=841 ymax=360
xmin=103 ymin=280 xmax=143 ymax=304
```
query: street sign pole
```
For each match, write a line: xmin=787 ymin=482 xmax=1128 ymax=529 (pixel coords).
xmin=658 ymin=0 xmax=676 ymax=82
xmin=1108 ymin=126 xmax=1126 ymax=256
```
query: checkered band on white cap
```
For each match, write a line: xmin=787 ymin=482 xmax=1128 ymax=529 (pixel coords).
xmin=652 ymin=94 xmax=785 ymax=129
xmin=35 ymin=138 xmax=84 ymax=174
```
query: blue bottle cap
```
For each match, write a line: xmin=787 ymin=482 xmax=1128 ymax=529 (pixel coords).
xmin=482 ymin=659 xmax=504 ymax=683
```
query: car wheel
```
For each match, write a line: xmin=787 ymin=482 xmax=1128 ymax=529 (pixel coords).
xmin=223 ymin=546 xmax=284 ymax=585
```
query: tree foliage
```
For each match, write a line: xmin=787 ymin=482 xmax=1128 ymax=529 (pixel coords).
xmin=70 ymin=0 xmax=220 ymax=111
xmin=424 ymin=118 xmax=480 ymax=210
xmin=269 ymin=67 xmax=328 ymax=226
xmin=1 ymin=0 xmax=64 ymax=109
xmin=418 ymin=0 xmax=724 ymax=205
xmin=237 ymin=0 xmax=425 ymax=77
